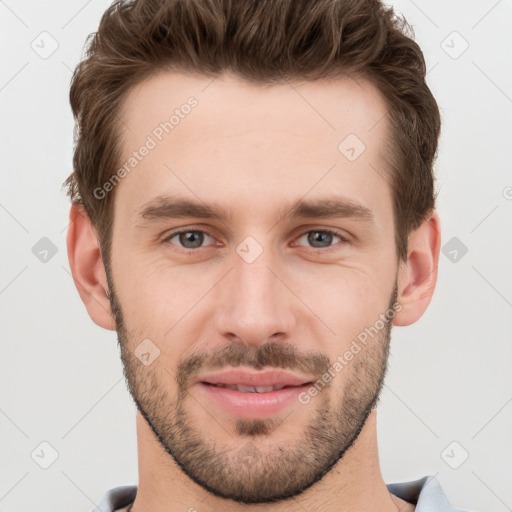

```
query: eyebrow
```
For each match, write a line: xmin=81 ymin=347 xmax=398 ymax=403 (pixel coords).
xmin=135 ymin=195 xmax=375 ymax=227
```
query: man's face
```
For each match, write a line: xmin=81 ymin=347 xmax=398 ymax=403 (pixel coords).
xmin=106 ymin=71 xmax=400 ymax=503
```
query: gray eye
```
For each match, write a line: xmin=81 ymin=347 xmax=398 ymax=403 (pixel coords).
xmin=298 ymin=230 xmax=341 ymax=249
xmin=169 ymin=231 xmax=213 ymax=249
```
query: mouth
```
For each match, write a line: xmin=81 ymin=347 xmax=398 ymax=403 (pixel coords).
xmin=196 ymin=368 xmax=314 ymax=388
xmin=201 ymin=382 xmax=306 ymax=393
xmin=194 ymin=368 xmax=315 ymax=418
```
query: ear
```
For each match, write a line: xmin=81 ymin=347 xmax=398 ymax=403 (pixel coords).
xmin=66 ymin=202 xmax=116 ymax=330
xmin=393 ymin=210 xmax=441 ymax=327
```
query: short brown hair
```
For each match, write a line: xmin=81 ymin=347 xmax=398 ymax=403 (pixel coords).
xmin=63 ymin=0 xmax=441 ymax=267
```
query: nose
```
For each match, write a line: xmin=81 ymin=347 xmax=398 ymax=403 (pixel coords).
xmin=213 ymin=246 xmax=297 ymax=347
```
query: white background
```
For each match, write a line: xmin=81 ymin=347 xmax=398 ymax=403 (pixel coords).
xmin=0 ymin=1 xmax=511 ymax=511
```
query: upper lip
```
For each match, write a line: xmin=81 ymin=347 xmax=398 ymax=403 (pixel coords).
xmin=196 ymin=368 xmax=314 ymax=388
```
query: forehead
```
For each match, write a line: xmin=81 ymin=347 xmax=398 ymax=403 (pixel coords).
xmin=114 ymin=71 xmax=392 ymax=227
xmin=119 ymin=70 xmax=389 ymax=145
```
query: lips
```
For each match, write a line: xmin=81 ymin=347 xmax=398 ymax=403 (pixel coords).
xmin=209 ymin=383 xmax=288 ymax=393
xmin=196 ymin=371 xmax=315 ymax=418
xmin=196 ymin=368 xmax=313 ymax=390
xmin=193 ymin=369 xmax=319 ymax=418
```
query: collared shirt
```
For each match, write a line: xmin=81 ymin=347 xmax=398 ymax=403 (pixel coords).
xmin=91 ymin=474 xmax=472 ymax=511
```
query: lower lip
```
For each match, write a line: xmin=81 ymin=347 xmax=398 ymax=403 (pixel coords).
xmin=196 ymin=382 xmax=312 ymax=418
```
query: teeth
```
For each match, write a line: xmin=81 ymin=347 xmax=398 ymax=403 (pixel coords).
xmin=237 ymin=385 xmax=258 ymax=393
xmin=213 ymin=384 xmax=288 ymax=392
xmin=254 ymin=386 xmax=274 ymax=393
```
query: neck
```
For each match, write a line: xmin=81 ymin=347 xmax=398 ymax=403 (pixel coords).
xmin=130 ymin=409 xmax=413 ymax=512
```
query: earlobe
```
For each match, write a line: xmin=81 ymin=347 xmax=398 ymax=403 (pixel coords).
xmin=66 ymin=203 xmax=116 ymax=331
xmin=393 ymin=211 xmax=441 ymax=327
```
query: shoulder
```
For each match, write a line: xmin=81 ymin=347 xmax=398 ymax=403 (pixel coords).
xmin=387 ymin=475 xmax=476 ymax=512
xmin=91 ymin=485 xmax=137 ymax=512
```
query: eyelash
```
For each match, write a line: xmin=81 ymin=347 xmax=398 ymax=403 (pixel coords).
xmin=161 ymin=227 xmax=350 ymax=253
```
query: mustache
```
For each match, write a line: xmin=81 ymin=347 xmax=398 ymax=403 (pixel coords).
xmin=176 ymin=341 xmax=332 ymax=392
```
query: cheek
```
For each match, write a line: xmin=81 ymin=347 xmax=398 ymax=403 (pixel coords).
xmin=114 ymin=256 xmax=216 ymax=356
xmin=290 ymin=263 xmax=393 ymax=339
xmin=114 ymin=246 xmax=182 ymax=301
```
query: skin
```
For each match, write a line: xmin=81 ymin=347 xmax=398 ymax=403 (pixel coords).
xmin=67 ymin=71 xmax=440 ymax=512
